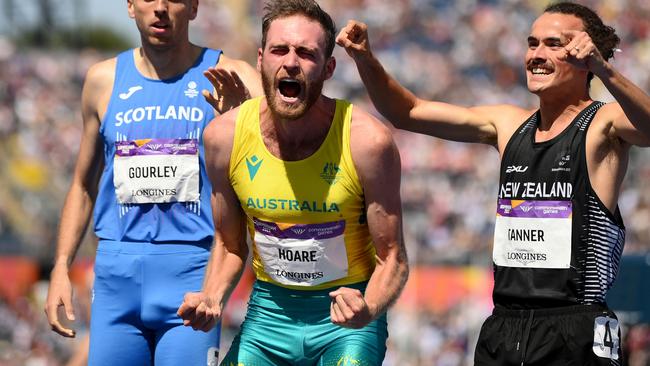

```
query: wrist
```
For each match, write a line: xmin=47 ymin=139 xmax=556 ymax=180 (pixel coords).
xmin=592 ymin=60 xmax=613 ymax=80
xmin=52 ymin=258 xmax=71 ymax=271
xmin=352 ymin=50 xmax=375 ymax=64
xmin=365 ymin=299 xmax=381 ymax=320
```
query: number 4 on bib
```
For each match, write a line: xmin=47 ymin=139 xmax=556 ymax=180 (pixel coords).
xmin=593 ymin=316 xmax=620 ymax=360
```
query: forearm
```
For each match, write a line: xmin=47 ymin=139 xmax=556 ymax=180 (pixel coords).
xmin=53 ymin=184 xmax=96 ymax=269
xmin=597 ymin=63 xmax=650 ymax=138
xmin=354 ymin=52 xmax=419 ymax=128
xmin=363 ymin=248 xmax=409 ymax=319
xmin=201 ymin=241 xmax=248 ymax=308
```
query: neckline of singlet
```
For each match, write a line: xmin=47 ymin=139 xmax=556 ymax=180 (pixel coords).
xmin=529 ymin=101 xmax=601 ymax=147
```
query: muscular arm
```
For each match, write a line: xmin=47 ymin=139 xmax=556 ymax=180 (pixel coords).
xmin=562 ymin=29 xmax=650 ymax=147
xmin=336 ymin=20 xmax=502 ymax=146
xmin=45 ymin=59 xmax=113 ymax=337
xmin=330 ymin=108 xmax=409 ymax=329
xmin=177 ymin=108 xmax=249 ymax=332
xmin=597 ymin=64 xmax=650 ymax=147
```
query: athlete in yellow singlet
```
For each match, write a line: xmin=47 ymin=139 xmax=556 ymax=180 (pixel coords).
xmin=177 ymin=1 xmax=408 ymax=365
xmin=230 ymin=96 xmax=377 ymax=291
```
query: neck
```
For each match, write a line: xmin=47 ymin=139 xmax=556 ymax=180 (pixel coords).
xmin=135 ymin=40 xmax=200 ymax=80
xmin=537 ymin=90 xmax=592 ymax=131
xmin=260 ymin=96 xmax=336 ymax=161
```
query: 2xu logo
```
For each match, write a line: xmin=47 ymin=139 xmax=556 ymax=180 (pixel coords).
xmin=506 ymin=165 xmax=529 ymax=173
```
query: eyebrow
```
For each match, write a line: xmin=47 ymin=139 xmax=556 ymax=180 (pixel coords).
xmin=527 ymin=36 xmax=563 ymax=44
xmin=269 ymin=43 xmax=318 ymax=53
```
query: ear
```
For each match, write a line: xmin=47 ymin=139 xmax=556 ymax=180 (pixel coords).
xmin=189 ymin=0 xmax=199 ymax=20
xmin=127 ymin=0 xmax=135 ymax=19
xmin=257 ymin=48 xmax=263 ymax=73
xmin=323 ymin=56 xmax=336 ymax=80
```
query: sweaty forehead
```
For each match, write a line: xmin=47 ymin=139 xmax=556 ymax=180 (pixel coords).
xmin=530 ymin=13 xmax=584 ymax=39
xmin=266 ymin=14 xmax=327 ymax=48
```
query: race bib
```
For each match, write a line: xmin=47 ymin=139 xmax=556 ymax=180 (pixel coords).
xmin=113 ymin=139 xmax=199 ymax=204
xmin=593 ymin=316 xmax=620 ymax=360
xmin=493 ymin=199 xmax=572 ymax=268
xmin=253 ymin=218 xmax=348 ymax=286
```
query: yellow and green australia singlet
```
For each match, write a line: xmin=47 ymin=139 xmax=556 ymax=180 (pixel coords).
xmin=230 ymin=97 xmax=375 ymax=290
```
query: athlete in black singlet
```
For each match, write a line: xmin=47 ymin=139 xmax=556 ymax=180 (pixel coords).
xmin=338 ymin=1 xmax=650 ymax=364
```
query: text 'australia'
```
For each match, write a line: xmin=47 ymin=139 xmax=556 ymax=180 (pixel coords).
xmin=246 ymin=197 xmax=340 ymax=213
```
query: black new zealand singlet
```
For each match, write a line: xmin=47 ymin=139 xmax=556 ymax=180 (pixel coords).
xmin=493 ymin=101 xmax=625 ymax=309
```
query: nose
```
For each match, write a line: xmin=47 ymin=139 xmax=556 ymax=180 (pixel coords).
xmin=154 ymin=0 xmax=168 ymax=14
xmin=530 ymin=44 xmax=546 ymax=60
xmin=283 ymin=49 xmax=300 ymax=71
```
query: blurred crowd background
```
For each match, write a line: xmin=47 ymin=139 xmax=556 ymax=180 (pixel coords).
xmin=1 ymin=0 xmax=650 ymax=365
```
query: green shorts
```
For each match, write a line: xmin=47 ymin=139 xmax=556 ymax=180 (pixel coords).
xmin=221 ymin=280 xmax=388 ymax=366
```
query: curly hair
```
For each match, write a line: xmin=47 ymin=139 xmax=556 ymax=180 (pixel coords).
xmin=544 ymin=2 xmax=620 ymax=84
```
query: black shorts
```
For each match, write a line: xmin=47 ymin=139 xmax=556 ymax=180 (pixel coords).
xmin=475 ymin=304 xmax=622 ymax=366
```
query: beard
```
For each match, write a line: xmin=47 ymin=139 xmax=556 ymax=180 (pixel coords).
xmin=261 ymin=65 xmax=325 ymax=121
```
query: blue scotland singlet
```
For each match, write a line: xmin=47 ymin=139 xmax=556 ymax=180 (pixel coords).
xmin=94 ymin=48 xmax=221 ymax=243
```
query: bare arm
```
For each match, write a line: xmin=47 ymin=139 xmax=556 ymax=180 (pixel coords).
xmin=177 ymin=107 xmax=249 ymax=332
xmin=336 ymin=20 xmax=500 ymax=146
xmin=595 ymin=65 xmax=650 ymax=147
xmin=562 ymin=29 xmax=650 ymax=147
xmin=202 ymin=55 xmax=263 ymax=114
xmin=45 ymin=59 xmax=113 ymax=337
xmin=330 ymin=109 xmax=409 ymax=329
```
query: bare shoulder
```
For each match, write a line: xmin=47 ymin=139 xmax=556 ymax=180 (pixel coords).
xmin=350 ymin=105 xmax=396 ymax=154
xmin=349 ymin=105 xmax=399 ymax=180
xmin=84 ymin=57 xmax=117 ymax=92
xmin=588 ymin=101 xmax=626 ymax=145
xmin=215 ymin=54 xmax=262 ymax=97
xmin=204 ymin=105 xmax=241 ymax=154
xmin=81 ymin=57 xmax=117 ymax=121
xmin=471 ymin=104 xmax=535 ymax=153
xmin=592 ymin=102 xmax=622 ymax=125
xmin=471 ymin=104 xmax=533 ymax=128
xmin=216 ymin=55 xmax=251 ymax=70
xmin=216 ymin=54 xmax=258 ymax=80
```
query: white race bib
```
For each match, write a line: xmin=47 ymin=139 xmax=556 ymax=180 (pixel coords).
xmin=253 ymin=218 xmax=349 ymax=286
xmin=493 ymin=199 xmax=572 ymax=269
xmin=593 ymin=316 xmax=620 ymax=360
xmin=113 ymin=139 xmax=199 ymax=204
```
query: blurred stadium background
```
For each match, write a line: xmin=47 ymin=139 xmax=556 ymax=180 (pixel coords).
xmin=1 ymin=0 xmax=650 ymax=365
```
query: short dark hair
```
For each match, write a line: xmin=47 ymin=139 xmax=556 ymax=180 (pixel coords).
xmin=261 ymin=0 xmax=337 ymax=58
xmin=544 ymin=2 xmax=620 ymax=84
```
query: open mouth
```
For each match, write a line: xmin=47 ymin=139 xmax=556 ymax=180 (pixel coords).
xmin=531 ymin=67 xmax=553 ymax=75
xmin=152 ymin=22 xmax=170 ymax=32
xmin=278 ymin=79 xmax=302 ymax=99
xmin=528 ymin=62 xmax=553 ymax=76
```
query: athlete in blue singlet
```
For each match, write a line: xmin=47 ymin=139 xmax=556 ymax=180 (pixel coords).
xmin=44 ymin=1 xmax=261 ymax=365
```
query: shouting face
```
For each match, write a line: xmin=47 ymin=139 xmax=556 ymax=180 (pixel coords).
xmin=258 ymin=14 xmax=335 ymax=120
